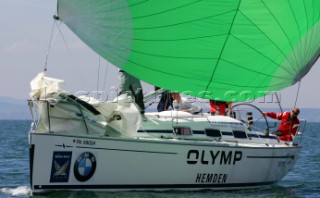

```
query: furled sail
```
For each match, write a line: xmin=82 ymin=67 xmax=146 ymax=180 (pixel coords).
xmin=57 ymin=0 xmax=320 ymax=101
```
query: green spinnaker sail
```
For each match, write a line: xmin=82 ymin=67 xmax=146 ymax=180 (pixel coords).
xmin=57 ymin=0 xmax=320 ymax=101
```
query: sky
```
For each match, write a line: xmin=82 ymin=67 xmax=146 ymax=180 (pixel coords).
xmin=0 ymin=0 xmax=319 ymax=109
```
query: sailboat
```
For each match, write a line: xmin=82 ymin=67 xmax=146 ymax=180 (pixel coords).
xmin=28 ymin=0 xmax=320 ymax=194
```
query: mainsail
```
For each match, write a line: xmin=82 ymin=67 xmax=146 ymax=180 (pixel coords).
xmin=56 ymin=0 xmax=320 ymax=101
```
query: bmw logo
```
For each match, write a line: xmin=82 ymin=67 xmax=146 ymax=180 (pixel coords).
xmin=74 ymin=152 xmax=97 ymax=182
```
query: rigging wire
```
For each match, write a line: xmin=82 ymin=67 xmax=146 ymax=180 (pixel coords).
xmin=96 ymin=56 xmax=101 ymax=97
xmin=275 ymin=92 xmax=283 ymax=112
xmin=56 ymin=20 xmax=87 ymax=90
xmin=102 ymin=61 xmax=109 ymax=93
xmin=102 ymin=61 xmax=111 ymax=101
xmin=96 ymin=57 xmax=111 ymax=100
xmin=44 ymin=19 xmax=60 ymax=72
xmin=294 ymin=80 xmax=302 ymax=108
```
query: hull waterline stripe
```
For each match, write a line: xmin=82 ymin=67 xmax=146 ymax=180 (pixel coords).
xmin=33 ymin=181 xmax=276 ymax=190
xmin=34 ymin=182 xmax=276 ymax=190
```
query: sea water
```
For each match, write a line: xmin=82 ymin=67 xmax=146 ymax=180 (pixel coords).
xmin=0 ymin=120 xmax=319 ymax=198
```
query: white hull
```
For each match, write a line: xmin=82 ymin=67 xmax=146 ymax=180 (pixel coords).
xmin=29 ymin=132 xmax=301 ymax=193
xmin=27 ymin=81 xmax=303 ymax=194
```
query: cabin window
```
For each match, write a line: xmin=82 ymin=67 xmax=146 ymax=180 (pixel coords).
xmin=233 ymin=130 xmax=248 ymax=139
xmin=173 ymin=127 xmax=192 ymax=136
xmin=205 ymin=129 xmax=221 ymax=138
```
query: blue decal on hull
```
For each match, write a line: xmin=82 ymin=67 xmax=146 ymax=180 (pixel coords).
xmin=50 ymin=151 xmax=72 ymax=183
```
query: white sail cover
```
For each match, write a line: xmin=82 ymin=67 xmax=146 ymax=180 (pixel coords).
xmin=30 ymin=72 xmax=65 ymax=99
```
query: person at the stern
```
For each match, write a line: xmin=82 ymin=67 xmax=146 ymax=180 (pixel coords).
xmin=263 ymin=107 xmax=300 ymax=141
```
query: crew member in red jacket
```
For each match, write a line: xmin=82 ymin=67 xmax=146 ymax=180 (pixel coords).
xmin=210 ymin=100 xmax=232 ymax=116
xmin=263 ymin=108 xmax=300 ymax=141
